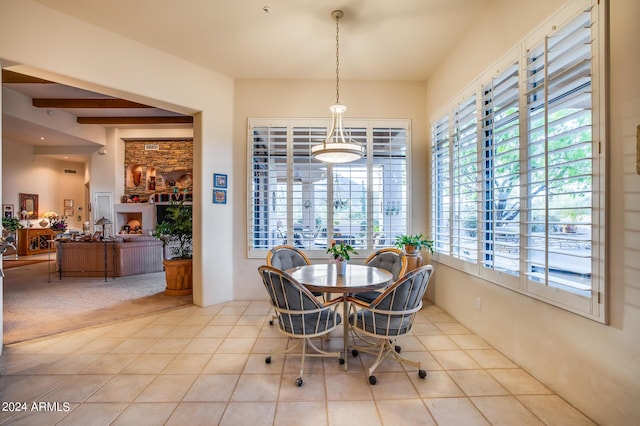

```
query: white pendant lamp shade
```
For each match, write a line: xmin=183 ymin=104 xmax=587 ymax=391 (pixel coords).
xmin=311 ymin=104 xmax=364 ymax=163
xmin=312 ymin=10 xmax=363 ymax=164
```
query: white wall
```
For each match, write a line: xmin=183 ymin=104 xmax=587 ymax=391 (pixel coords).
xmin=2 ymin=138 xmax=86 ymax=228
xmin=0 ymin=0 xmax=235 ymax=339
xmin=233 ymin=79 xmax=428 ymax=300
xmin=425 ymin=0 xmax=640 ymax=423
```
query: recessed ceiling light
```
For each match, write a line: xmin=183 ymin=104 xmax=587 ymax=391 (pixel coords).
xmin=40 ymin=137 xmax=45 ymax=140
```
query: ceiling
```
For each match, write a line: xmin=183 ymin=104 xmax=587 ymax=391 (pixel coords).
xmin=3 ymin=0 xmax=493 ymax=162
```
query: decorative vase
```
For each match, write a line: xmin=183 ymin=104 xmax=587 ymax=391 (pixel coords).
xmin=335 ymin=259 xmax=348 ymax=276
xmin=39 ymin=219 xmax=49 ymax=228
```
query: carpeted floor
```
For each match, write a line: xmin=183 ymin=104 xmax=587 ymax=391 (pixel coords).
xmin=2 ymin=256 xmax=193 ymax=344
xmin=2 ymin=258 xmax=50 ymax=269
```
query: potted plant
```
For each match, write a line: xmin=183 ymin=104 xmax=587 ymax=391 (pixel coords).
xmin=394 ymin=233 xmax=434 ymax=255
xmin=154 ymin=196 xmax=193 ymax=296
xmin=327 ymin=241 xmax=357 ymax=275
xmin=2 ymin=216 xmax=24 ymax=234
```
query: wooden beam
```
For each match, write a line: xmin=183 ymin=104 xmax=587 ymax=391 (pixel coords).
xmin=33 ymin=98 xmax=154 ymax=109
xmin=77 ymin=116 xmax=193 ymax=125
xmin=2 ymin=70 xmax=53 ymax=84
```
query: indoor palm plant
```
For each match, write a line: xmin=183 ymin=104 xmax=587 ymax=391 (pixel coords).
xmin=394 ymin=233 xmax=434 ymax=255
xmin=154 ymin=195 xmax=193 ymax=295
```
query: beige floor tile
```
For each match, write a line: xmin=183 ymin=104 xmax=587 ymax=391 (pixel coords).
xmin=197 ymin=324 xmax=232 ymax=337
xmin=120 ymin=353 xmax=175 ymax=374
xmin=246 ymin=353 xmax=285 ymax=374
xmin=80 ymin=353 xmax=137 ymax=374
xmin=431 ymin=350 xmax=482 ymax=370
xmin=29 ymin=354 xmax=101 ymax=375
xmin=252 ymin=336 xmax=290 ymax=354
xmin=466 ymin=348 xmax=518 ymax=368
xmin=228 ymin=325 xmax=262 ymax=338
xmin=368 ymin=371 xmax=421 ymax=399
xmin=449 ymin=334 xmax=493 ymax=349
xmin=135 ymin=374 xmax=196 ymax=402
xmin=166 ymin=402 xmax=227 ymax=425
xmin=41 ymin=374 xmax=112 ymax=403
xmin=448 ymin=369 xmax=510 ymax=396
xmin=165 ymin=325 xmax=203 ymax=338
xmin=201 ymin=353 xmax=249 ymax=374
xmin=376 ymin=399 xmax=436 ymax=425
xmin=182 ymin=374 xmax=239 ymax=402
xmin=244 ymin=305 xmax=272 ymax=316
xmin=237 ymin=315 xmax=269 ymax=326
xmin=86 ymin=375 xmax=155 ymax=402
xmin=275 ymin=401 xmax=327 ymax=426
xmin=179 ymin=314 xmax=215 ymax=326
xmin=356 ymin=351 xmax=406 ymax=373
xmin=231 ymin=373 xmax=281 ymax=402
xmin=110 ymin=337 xmax=159 ymax=354
xmin=209 ymin=314 xmax=241 ymax=326
xmin=278 ymin=373 xmax=326 ymax=401
xmin=418 ymin=334 xmax=460 ymax=350
xmin=424 ymin=397 xmax=490 ymax=425
xmin=517 ymin=395 xmax=597 ymax=425
xmin=0 ymin=375 xmax=69 ymax=404
xmin=74 ymin=337 xmax=127 ymax=354
xmin=325 ymin=372 xmax=374 ymax=401
xmin=488 ymin=368 xmax=552 ymax=395
xmin=181 ymin=337 xmax=223 ymax=353
xmin=217 ymin=337 xmax=257 ymax=354
xmin=409 ymin=370 xmax=464 ymax=398
xmin=471 ymin=395 xmax=544 ymax=425
xmin=282 ymin=352 xmax=328 ymax=375
xmin=145 ymin=337 xmax=192 ymax=354
xmin=410 ymin=322 xmax=444 ymax=335
xmin=435 ymin=322 xmax=472 ymax=334
xmin=399 ymin=350 xmax=443 ymax=372
xmin=219 ymin=306 xmax=247 ymax=316
xmin=131 ymin=324 xmax=175 ymax=338
xmin=111 ymin=402 xmax=177 ymax=425
xmin=56 ymin=402 xmax=128 ymax=426
xmin=220 ymin=401 xmax=276 ymax=426
xmin=161 ymin=353 xmax=211 ymax=374
xmin=327 ymin=400 xmax=381 ymax=426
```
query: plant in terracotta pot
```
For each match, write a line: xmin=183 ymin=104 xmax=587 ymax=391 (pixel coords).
xmin=154 ymin=195 xmax=193 ymax=296
xmin=394 ymin=233 xmax=434 ymax=255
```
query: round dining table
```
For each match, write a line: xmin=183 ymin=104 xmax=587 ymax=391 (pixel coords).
xmin=287 ymin=263 xmax=394 ymax=370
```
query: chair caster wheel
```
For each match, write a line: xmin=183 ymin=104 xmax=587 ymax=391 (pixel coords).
xmin=351 ymin=349 xmax=359 ymax=357
xmin=418 ymin=369 xmax=427 ymax=379
xmin=395 ymin=345 xmax=402 ymax=353
xmin=265 ymin=356 xmax=271 ymax=364
xmin=339 ymin=358 xmax=345 ymax=365
xmin=368 ymin=375 xmax=377 ymax=385
xmin=269 ymin=320 xmax=274 ymax=326
xmin=295 ymin=377 xmax=303 ymax=387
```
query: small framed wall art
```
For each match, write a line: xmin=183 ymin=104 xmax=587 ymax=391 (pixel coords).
xmin=213 ymin=189 xmax=227 ymax=204
xmin=214 ymin=173 xmax=227 ymax=189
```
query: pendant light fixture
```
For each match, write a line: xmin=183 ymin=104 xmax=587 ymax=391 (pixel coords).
xmin=311 ymin=10 xmax=364 ymax=164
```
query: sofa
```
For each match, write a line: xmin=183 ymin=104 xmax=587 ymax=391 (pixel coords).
xmin=56 ymin=237 xmax=164 ymax=278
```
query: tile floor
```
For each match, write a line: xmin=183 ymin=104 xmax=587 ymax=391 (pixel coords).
xmin=0 ymin=300 xmax=595 ymax=425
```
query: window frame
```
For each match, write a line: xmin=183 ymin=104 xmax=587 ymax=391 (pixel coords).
xmin=247 ymin=118 xmax=412 ymax=260
xmin=430 ymin=0 xmax=607 ymax=323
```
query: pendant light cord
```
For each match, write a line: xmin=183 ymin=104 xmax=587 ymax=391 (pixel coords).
xmin=335 ymin=13 xmax=340 ymax=105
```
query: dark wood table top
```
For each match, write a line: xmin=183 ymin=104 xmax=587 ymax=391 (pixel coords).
xmin=287 ymin=263 xmax=393 ymax=294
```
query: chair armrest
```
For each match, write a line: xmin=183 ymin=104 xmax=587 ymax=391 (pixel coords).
xmin=345 ymin=296 xmax=370 ymax=309
xmin=324 ymin=296 xmax=345 ymax=307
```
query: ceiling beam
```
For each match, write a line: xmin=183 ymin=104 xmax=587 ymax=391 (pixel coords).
xmin=2 ymin=69 xmax=53 ymax=84
xmin=77 ymin=116 xmax=193 ymax=125
xmin=33 ymin=98 xmax=154 ymax=109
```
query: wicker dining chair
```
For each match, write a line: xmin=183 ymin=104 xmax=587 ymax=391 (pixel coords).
xmin=258 ymin=265 xmax=344 ymax=386
xmin=347 ymin=265 xmax=434 ymax=385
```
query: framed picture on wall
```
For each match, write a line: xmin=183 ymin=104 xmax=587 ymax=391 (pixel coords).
xmin=213 ymin=189 xmax=227 ymax=204
xmin=3 ymin=204 xmax=14 ymax=218
xmin=64 ymin=199 xmax=74 ymax=208
xmin=214 ymin=173 xmax=227 ymax=188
